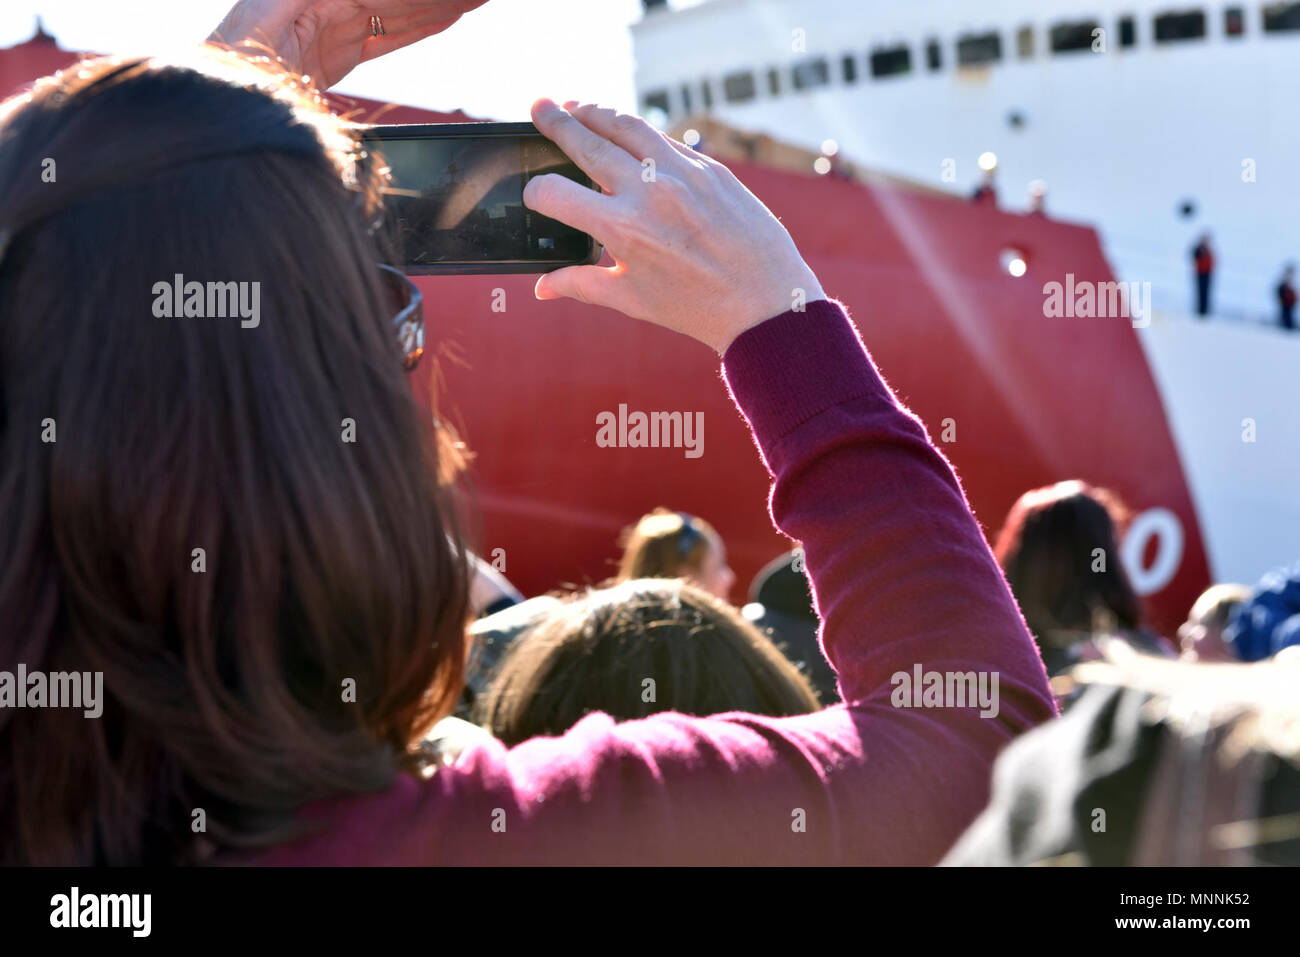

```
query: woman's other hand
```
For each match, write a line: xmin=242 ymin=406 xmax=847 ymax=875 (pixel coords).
xmin=524 ymin=99 xmax=826 ymax=354
xmin=211 ymin=0 xmax=489 ymax=89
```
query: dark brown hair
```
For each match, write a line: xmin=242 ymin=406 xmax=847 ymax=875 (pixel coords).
xmin=617 ymin=507 xmax=718 ymax=581
xmin=994 ymin=480 xmax=1143 ymax=656
xmin=475 ymin=578 xmax=820 ymax=745
xmin=0 ymin=51 xmax=469 ymax=864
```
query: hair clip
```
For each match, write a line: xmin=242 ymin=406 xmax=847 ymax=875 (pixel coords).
xmin=676 ymin=512 xmax=702 ymax=561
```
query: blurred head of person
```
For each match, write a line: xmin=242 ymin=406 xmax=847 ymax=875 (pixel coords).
xmin=617 ymin=507 xmax=734 ymax=600
xmin=475 ymin=578 xmax=820 ymax=746
xmin=748 ymin=548 xmax=815 ymax=620
xmin=0 ymin=51 xmax=470 ymax=864
xmin=1027 ymin=179 xmax=1047 ymax=212
xmin=1223 ymin=564 xmax=1300 ymax=662
xmin=741 ymin=548 xmax=839 ymax=705
xmin=994 ymin=480 xmax=1149 ymax=673
xmin=1178 ymin=583 xmax=1251 ymax=662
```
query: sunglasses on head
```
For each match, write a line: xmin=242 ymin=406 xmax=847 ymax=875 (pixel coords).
xmin=356 ymin=163 xmax=423 ymax=371
xmin=377 ymin=263 xmax=424 ymax=372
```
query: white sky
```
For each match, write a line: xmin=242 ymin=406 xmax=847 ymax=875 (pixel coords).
xmin=0 ymin=0 xmax=707 ymax=119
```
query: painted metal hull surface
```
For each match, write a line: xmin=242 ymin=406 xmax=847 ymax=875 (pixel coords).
xmin=1 ymin=38 xmax=1223 ymax=635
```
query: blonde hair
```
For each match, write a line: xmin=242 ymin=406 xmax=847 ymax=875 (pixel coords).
xmin=1185 ymin=583 xmax=1252 ymax=632
xmin=617 ymin=508 xmax=719 ymax=581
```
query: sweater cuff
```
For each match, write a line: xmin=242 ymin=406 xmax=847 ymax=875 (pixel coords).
xmin=721 ymin=298 xmax=883 ymax=444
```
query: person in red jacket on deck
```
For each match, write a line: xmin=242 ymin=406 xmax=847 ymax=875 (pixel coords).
xmin=1278 ymin=263 xmax=1297 ymax=331
xmin=0 ymin=0 xmax=1056 ymax=866
xmin=1192 ymin=232 xmax=1215 ymax=316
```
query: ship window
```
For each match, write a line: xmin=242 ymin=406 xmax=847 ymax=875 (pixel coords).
xmin=723 ymin=71 xmax=757 ymax=103
xmin=701 ymin=79 xmax=714 ymax=109
xmin=1016 ymin=26 xmax=1035 ymax=57
xmin=1224 ymin=6 xmax=1246 ymax=34
xmin=870 ymin=45 xmax=912 ymax=77
xmin=842 ymin=54 xmax=859 ymax=83
xmin=792 ymin=57 xmax=831 ymax=90
xmin=956 ymin=32 xmax=1003 ymax=67
xmin=1153 ymin=10 xmax=1207 ymax=42
xmin=641 ymin=90 xmax=671 ymax=117
xmin=1119 ymin=15 xmax=1137 ymax=46
xmin=1050 ymin=20 xmax=1102 ymax=52
xmin=925 ymin=38 xmax=943 ymax=70
xmin=1263 ymin=2 xmax=1300 ymax=32
xmin=680 ymin=84 xmax=693 ymax=113
xmin=767 ymin=67 xmax=783 ymax=95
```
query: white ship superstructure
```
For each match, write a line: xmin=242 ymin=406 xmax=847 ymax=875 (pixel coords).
xmin=633 ymin=0 xmax=1300 ymax=322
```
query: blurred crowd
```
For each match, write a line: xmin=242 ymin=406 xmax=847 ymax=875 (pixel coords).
xmin=451 ymin=482 xmax=1300 ymax=865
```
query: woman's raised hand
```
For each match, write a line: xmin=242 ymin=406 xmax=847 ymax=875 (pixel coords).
xmin=211 ymin=0 xmax=489 ymax=89
xmin=525 ymin=99 xmax=826 ymax=355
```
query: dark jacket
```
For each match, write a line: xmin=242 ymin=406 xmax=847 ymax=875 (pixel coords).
xmin=944 ymin=680 xmax=1300 ymax=865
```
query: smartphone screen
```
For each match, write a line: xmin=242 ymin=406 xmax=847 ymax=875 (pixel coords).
xmin=362 ymin=123 xmax=601 ymax=274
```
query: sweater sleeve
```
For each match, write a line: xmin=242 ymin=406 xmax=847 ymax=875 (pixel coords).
xmin=257 ymin=299 xmax=1057 ymax=866
xmin=720 ymin=300 xmax=1054 ymax=718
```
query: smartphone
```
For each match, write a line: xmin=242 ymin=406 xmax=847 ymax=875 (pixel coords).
xmin=361 ymin=122 xmax=603 ymax=275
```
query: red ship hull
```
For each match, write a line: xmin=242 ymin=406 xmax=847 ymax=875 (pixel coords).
xmin=0 ymin=42 xmax=1209 ymax=634
xmin=405 ymin=151 xmax=1207 ymax=633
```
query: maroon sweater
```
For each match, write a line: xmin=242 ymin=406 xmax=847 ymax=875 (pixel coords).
xmin=238 ymin=299 xmax=1056 ymax=865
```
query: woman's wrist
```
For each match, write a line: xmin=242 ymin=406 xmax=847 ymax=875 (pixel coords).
xmin=714 ymin=267 xmax=827 ymax=355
